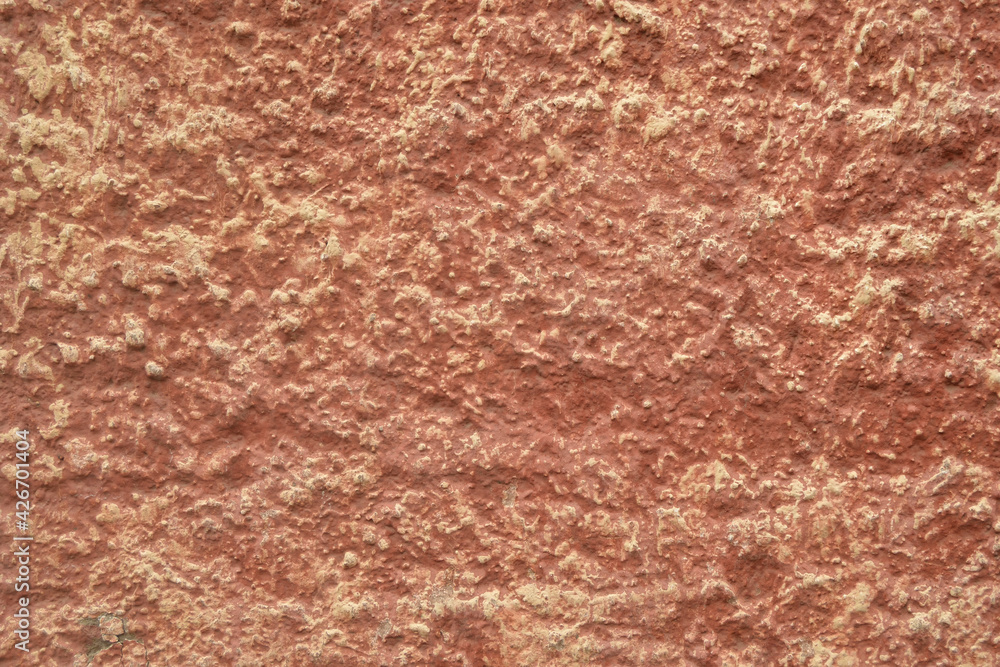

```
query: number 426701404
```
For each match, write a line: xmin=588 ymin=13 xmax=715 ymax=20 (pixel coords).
xmin=14 ymin=431 xmax=30 ymax=520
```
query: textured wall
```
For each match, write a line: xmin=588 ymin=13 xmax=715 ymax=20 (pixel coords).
xmin=2 ymin=0 xmax=1000 ymax=665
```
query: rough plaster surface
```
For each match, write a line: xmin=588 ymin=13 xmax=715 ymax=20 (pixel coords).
xmin=2 ymin=0 xmax=1000 ymax=665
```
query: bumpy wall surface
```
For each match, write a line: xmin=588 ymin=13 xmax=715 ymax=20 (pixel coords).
xmin=2 ymin=0 xmax=1000 ymax=665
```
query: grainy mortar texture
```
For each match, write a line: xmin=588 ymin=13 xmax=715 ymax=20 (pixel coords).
xmin=2 ymin=0 xmax=1000 ymax=665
